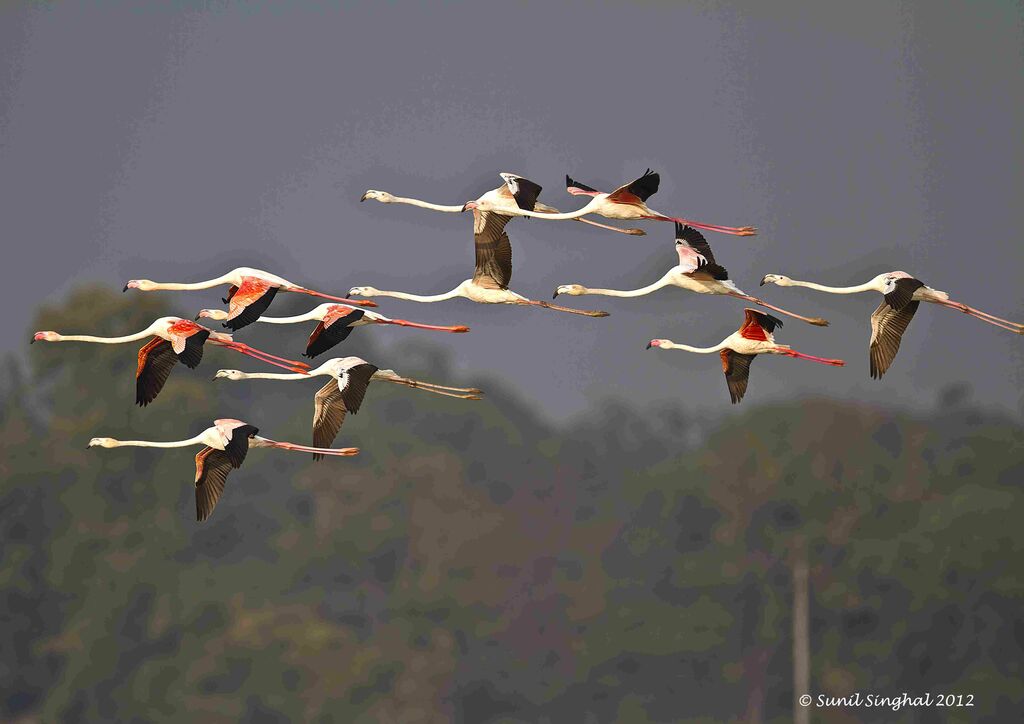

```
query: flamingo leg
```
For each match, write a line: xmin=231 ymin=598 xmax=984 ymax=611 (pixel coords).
xmin=213 ymin=341 xmax=310 ymax=373
xmin=514 ymin=300 xmax=610 ymax=317
xmin=573 ymin=218 xmax=646 ymax=236
xmin=728 ymin=293 xmax=829 ymax=327
xmin=214 ymin=340 xmax=311 ymax=368
xmin=938 ymin=300 xmax=1024 ymax=331
xmin=260 ymin=439 xmax=360 ymax=455
xmin=382 ymin=320 xmax=471 ymax=333
xmin=291 ymin=287 xmax=378 ymax=307
xmin=382 ymin=376 xmax=482 ymax=399
xmin=780 ymin=349 xmax=846 ymax=366
xmin=644 ymin=214 xmax=758 ymax=237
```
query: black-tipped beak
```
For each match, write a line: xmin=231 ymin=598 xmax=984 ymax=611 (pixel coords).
xmin=211 ymin=375 xmax=219 ymax=381
xmin=552 ymin=290 xmax=559 ymax=299
xmin=359 ymin=192 xmax=368 ymax=202
xmin=194 ymin=313 xmax=201 ymax=320
xmin=122 ymin=284 xmax=129 ymax=292
xmin=645 ymin=341 xmax=653 ymax=349
xmin=345 ymin=293 xmax=351 ymax=299
xmin=29 ymin=337 xmax=35 ymax=344
xmin=759 ymin=276 xmax=767 ymax=286
xmin=461 ymin=203 xmax=471 ymax=212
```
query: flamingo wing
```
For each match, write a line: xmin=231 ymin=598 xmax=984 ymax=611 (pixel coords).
xmin=312 ymin=378 xmax=348 ymax=459
xmin=674 ymin=224 xmax=728 ymax=279
xmin=338 ymin=362 xmax=379 ymax=414
xmin=304 ymin=309 xmax=365 ymax=358
xmin=883 ymin=277 xmax=925 ymax=311
xmin=739 ymin=308 xmax=784 ymax=341
xmin=194 ymin=447 xmax=236 ymax=522
xmin=869 ymin=299 xmax=919 ymax=379
xmin=500 ymin=173 xmax=543 ymax=211
xmin=473 ymin=214 xmax=513 ymax=290
xmin=136 ymin=337 xmax=179 ymax=406
xmin=607 ymin=169 xmax=659 ymax=204
xmin=565 ymin=175 xmax=602 ymax=197
xmin=224 ymin=279 xmax=279 ymax=331
xmin=721 ymin=349 xmax=757 ymax=404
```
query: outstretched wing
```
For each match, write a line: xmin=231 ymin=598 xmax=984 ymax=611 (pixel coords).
xmin=721 ymin=350 xmax=757 ymax=404
xmin=674 ymin=224 xmax=728 ymax=279
xmin=500 ymin=173 xmax=543 ymax=211
xmin=869 ymin=299 xmax=919 ymax=379
xmin=175 ymin=328 xmax=210 ymax=369
xmin=565 ymin=175 xmax=601 ymax=197
xmin=883 ymin=277 xmax=925 ymax=311
xmin=136 ymin=337 xmax=179 ymax=407
xmin=224 ymin=279 xmax=279 ymax=331
xmin=738 ymin=308 xmax=784 ymax=341
xmin=305 ymin=309 xmax=365 ymax=358
xmin=194 ymin=447 xmax=236 ymax=522
xmin=473 ymin=218 xmax=513 ymax=290
xmin=312 ymin=378 xmax=348 ymax=460
xmin=608 ymin=169 xmax=659 ymax=204
xmin=338 ymin=362 xmax=379 ymax=414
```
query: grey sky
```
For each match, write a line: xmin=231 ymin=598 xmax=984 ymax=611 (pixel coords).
xmin=2 ymin=1 xmax=1022 ymax=420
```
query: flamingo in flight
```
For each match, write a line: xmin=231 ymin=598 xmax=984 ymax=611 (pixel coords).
xmin=554 ymin=223 xmax=828 ymax=326
xmin=214 ymin=356 xmax=482 ymax=457
xmin=361 ymin=172 xmax=645 ymax=236
xmin=197 ymin=303 xmax=470 ymax=358
xmin=760 ymin=271 xmax=1024 ymax=378
xmin=647 ymin=309 xmax=846 ymax=403
xmin=464 ymin=169 xmax=757 ymax=237
xmin=88 ymin=418 xmax=358 ymax=522
xmin=123 ymin=266 xmax=377 ymax=332
xmin=351 ymin=175 xmax=611 ymax=317
xmin=31 ymin=317 xmax=309 ymax=406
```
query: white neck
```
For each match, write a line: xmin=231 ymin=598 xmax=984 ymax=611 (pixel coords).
xmin=499 ymin=201 xmax=594 ymax=220
xmin=384 ymin=195 xmax=464 ymax=213
xmin=48 ymin=327 xmax=157 ymax=344
xmin=366 ymin=287 xmax=465 ymax=303
xmin=104 ymin=433 xmax=206 ymax=449
xmin=141 ymin=274 xmax=233 ymax=291
xmin=663 ymin=341 xmax=728 ymax=354
xmin=255 ymin=309 xmax=325 ymax=324
xmin=785 ymin=279 xmax=877 ymax=295
xmin=231 ymin=371 xmax=312 ymax=381
xmin=578 ymin=272 xmax=674 ymax=298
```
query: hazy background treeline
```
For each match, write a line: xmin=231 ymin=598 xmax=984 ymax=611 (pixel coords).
xmin=2 ymin=287 xmax=1022 ymax=723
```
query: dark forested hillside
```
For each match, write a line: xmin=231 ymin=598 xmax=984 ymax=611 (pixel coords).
xmin=3 ymin=287 xmax=1022 ymax=722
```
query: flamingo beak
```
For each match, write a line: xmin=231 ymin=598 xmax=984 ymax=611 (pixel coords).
xmin=646 ymin=341 xmax=653 ymax=349
xmin=359 ymin=192 xmax=368 ymax=202
xmin=122 ymin=284 xmax=129 ymax=292
xmin=461 ymin=201 xmax=475 ymax=212
xmin=759 ymin=276 xmax=767 ymax=286
xmin=552 ymin=289 xmax=560 ymax=299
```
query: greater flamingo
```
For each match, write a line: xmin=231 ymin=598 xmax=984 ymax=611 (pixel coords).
xmin=196 ymin=303 xmax=470 ymax=358
xmin=646 ymin=309 xmax=845 ymax=403
xmin=88 ymin=418 xmax=358 ymax=521
xmin=350 ymin=183 xmax=611 ymax=317
xmin=463 ymin=169 xmax=757 ymax=237
xmin=361 ymin=172 xmax=645 ymax=236
xmin=554 ymin=223 xmax=828 ymax=326
xmin=759 ymin=271 xmax=1024 ymax=378
xmin=123 ymin=266 xmax=377 ymax=332
xmin=31 ymin=317 xmax=309 ymax=406
xmin=214 ymin=356 xmax=482 ymax=457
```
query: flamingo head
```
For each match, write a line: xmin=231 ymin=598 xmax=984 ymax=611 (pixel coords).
xmin=553 ymin=284 xmax=586 ymax=299
xmin=646 ymin=339 xmax=672 ymax=350
xmin=360 ymin=190 xmax=394 ymax=204
xmin=31 ymin=331 xmax=59 ymax=343
xmin=87 ymin=437 xmax=117 ymax=448
xmin=213 ymin=369 xmax=245 ymax=381
xmin=123 ymin=279 xmax=158 ymax=292
xmin=195 ymin=308 xmax=228 ymax=321
xmin=759 ymin=274 xmax=793 ymax=287
xmin=346 ymin=286 xmax=379 ymax=299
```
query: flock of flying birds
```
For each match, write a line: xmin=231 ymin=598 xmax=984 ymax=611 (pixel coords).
xmin=31 ymin=169 xmax=1023 ymax=521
